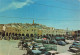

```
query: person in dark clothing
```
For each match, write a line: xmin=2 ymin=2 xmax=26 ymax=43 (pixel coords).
xmin=9 ymin=36 xmax=10 ymax=40
xmin=18 ymin=41 xmax=21 ymax=48
xmin=23 ymin=42 xmax=28 ymax=48
xmin=26 ymin=47 xmax=32 ymax=55
xmin=32 ymin=45 xmax=35 ymax=50
xmin=21 ymin=40 xmax=24 ymax=50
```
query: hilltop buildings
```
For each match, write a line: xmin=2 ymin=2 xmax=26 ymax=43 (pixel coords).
xmin=0 ymin=20 xmax=71 ymax=37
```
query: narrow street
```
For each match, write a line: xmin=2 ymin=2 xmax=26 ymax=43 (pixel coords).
xmin=57 ymin=44 xmax=71 ymax=53
xmin=57 ymin=44 xmax=76 ymax=55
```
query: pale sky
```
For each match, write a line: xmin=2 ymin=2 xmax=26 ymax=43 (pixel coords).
xmin=0 ymin=0 xmax=80 ymax=30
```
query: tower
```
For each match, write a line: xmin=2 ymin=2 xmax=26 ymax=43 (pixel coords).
xmin=33 ymin=20 xmax=34 ymax=25
xmin=66 ymin=27 xmax=69 ymax=36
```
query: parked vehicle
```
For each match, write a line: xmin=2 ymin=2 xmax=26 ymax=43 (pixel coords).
xmin=37 ymin=43 xmax=43 ymax=47
xmin=69 ymin=45 xmax=80 ymax=52
xmin=55 ymin=37 xmax=65 ymax=41
xmin=73 ymin=41 xmax=80 ymax=44
xmin=67 ymin=36 xmax=73 ymax=40
xmin=56 ymin=53 xmax=72 ymax=55
xmin=55 ymin=37 xmax=61 ymax=41
xmin=65 ymin=40 xmax=74 ymax=44
xmin=57 ymin=41 xmax=66 ymax=46
xmin=60 ymin=37 xmax=65 ymax=41
xmin=43 ymin=52 xmax=51 ymax=55
xmin=41 ymin=50 xmax=58 ymax=55
xmin=50 ymin=40 xmax=57 ymax=44
xmin=69 ymin=41 xmax=80 ymax=52
xmin=35 ymin=39 xmax=43 ymax=43
xmin=32 ymin=50 xmax=41 ymax=55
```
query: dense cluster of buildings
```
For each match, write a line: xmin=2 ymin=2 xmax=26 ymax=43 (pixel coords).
xmin=0 ymin=20 xmax=75 ymax=37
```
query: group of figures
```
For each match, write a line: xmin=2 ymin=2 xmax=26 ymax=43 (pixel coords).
xmin=0 ymin=35 xmax=29 ymax=40
xmin=18 ymin=40 xmax=34 ymax=55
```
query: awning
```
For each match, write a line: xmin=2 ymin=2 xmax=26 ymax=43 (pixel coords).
xmin=56 ymin=37 xmax=61 ymax=39
xmin=60 ymin=37 xmax=65 ymax=39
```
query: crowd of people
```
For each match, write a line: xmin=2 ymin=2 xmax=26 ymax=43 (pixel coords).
xmin=0 ymin=35 xmax=28 ymax=40
xmin=18 ymin=40 xmax=37 ymax=55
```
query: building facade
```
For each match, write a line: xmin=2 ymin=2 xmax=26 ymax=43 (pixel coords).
xmin=0 ymin=21 xmax=70 ymax=38
xmin=53 ymin=29 xmax=66 ymax=36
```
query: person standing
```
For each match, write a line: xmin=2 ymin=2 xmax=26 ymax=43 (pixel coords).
xmin=21 ymin=40 xmax=24 ymax=50
xmin=26 ymin=47 xmax=32 ymax=55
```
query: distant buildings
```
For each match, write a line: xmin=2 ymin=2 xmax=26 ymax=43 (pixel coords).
xmin=72 ymin=30 xmax=80 ymax=37
xmin=0 ymin=20 xmax=73 ymax=37
xmin=53 ymin=29 xmax=66 ymax=36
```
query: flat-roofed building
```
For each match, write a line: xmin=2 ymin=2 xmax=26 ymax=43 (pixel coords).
xmin=53 ymin=29 xmax=66 ymax=36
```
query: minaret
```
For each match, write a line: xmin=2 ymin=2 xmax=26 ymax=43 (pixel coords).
xmin=33 ymin=20 xmax=34 ymax=25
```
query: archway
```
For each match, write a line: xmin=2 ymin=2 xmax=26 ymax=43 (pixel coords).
xmin=49 ymin=34 xmax=51 ymax=36
xmin=2 ymin=31 xmax=5 ymax=37
xmin=0 ymin=32 xmax=1 ymax=35
xmin=15 ymin=33 xmax=17 ymax=36
xmin=9 ymin=33 xmax=11 ymax=36
xmin=18 ymin=34 xmax=21 ymax=36
xmin=26 ymin=34 xmax=29 ymax=37
xmin=30 ymin=34 xmax=33 ymax=37
xmin=22 ymin=34 xmax=24 ymax=36
xmin=6 ymin=33 xmax=8 ymax=36
xmin=12 ymin=33 xmax=14 ymax=36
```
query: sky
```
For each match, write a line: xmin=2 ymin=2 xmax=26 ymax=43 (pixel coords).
xmin=0 ymin=0 xmax=80 ymax=30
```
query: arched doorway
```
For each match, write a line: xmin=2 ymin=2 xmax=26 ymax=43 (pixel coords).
xmin=30 ymin=34 xmax=33 ymax=37
xmin=15 ymin=33 xmax=17 ymax=36
xmin=2 ymin=33 xmax=5 ymax=37
xmin=22 ymin=34 xmax=24 ymax=36
xmin=18 ymin=34 xmax=21 ymax=36
xmin=12 ymin=33 xmax=14 ymax=36
xmin=0 ymin=32 xmax=1 ymax=35
xmin=26 ymin=34 xmax=29 ymax=37
xmin=2 ymin=31 xmax=5 ymax=37
xmin=49 ymin=34 xmax=51 ymax=36
xmin=9 ymin=33 xmax=11 ymax=36
xmin=6 ymin=33 xmax=8 ymax=36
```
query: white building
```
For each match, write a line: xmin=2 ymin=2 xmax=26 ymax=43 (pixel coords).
xmin=53 ymin=29 xmax=66 ymax=35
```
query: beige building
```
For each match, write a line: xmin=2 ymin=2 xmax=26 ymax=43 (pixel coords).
xmin=0 ymin=21 xmax=68 ymax=37
xmin=16 ymin=26 xmax=42 ymax=37
xmin=41 ymin=27 xmax=55 ymax=36
xmin=53 ymin=29 xmax=66 ymax=36
xmin=5 ymin=26 xmax=20 ymax=36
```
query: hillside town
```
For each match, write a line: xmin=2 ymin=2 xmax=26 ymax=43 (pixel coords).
xmin=0 ymin=0 xmax=80 ymax=55
xmin=0 ymin=20 xmax=80 ymax=55
xmin=0 ymin=20 xmax=74 ymax=39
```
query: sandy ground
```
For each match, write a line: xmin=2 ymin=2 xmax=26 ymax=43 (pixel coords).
xmin=0 ymin=40 xmax=76 ymax=55
xmin=57 ymin=44 xmax=76 ymax=55
xmin=0 ymin=40 xmax=26 ymax=55
xmin=57 ymin=44 xmax=72 ymax=53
